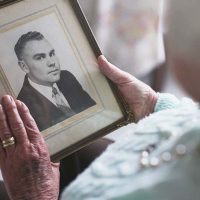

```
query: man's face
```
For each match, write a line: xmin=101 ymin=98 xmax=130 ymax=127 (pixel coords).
xmin=20 ymin=39 xmax=61 ymax=86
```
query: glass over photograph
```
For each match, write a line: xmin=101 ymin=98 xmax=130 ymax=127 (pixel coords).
xmin=0 ymin=11 xmax=99 ymax=132
xmin=0 ymin=0 xmax=127 ymax=159
xmin=15 ymin=31 xmax=96 ymax=131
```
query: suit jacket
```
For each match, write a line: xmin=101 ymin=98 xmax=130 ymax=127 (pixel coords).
xmin=17 ymin=70 xmax=96 ymax=131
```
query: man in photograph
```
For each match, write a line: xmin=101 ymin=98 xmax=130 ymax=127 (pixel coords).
xmin=15 ymin=31 xmax=96 ymax=131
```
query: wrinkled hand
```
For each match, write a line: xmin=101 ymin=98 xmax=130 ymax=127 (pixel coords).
xmin=98 ymin=56 xmax=158 ymax=121
xmin=0 ymin=95 xmax=59 ymax=200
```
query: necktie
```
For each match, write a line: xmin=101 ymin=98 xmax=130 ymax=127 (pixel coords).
xmin=52 ymin=86 xmax=75 ymax=117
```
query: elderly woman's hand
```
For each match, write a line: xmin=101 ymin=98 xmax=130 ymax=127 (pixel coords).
xmin=98 ymin=56 xmax=158 ymax=121
xmin=0 ymin=95 xmax=59 ymax=200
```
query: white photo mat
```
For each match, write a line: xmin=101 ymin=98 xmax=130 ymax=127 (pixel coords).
xmin=0 ymin=0 xmax=129 ymax=160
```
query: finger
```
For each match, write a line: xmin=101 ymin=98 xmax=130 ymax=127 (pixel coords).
xmin=0 ymin=141 xmax=6 ymax=165
xmin=15 ymin=100 xmax=39 ymax=131
xmin=1 ymin=95 xmax=28 ymax=145
xmin=0 ymin=105 xmax=6 ymax=161
xmin=16 ymin=100 xmax=43 ymax=143
xmin=51 ymin=161 xmax=60 ymax=185
xmin=51 ymin=162 xmax=60 ymax=168
xmin=0 ymin=103 xmax=15 ymax=154
xmin=98 ymin=55 xmax=133 ymax=84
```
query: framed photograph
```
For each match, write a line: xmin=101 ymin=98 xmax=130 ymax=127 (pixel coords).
xmin=0 ymin=0 xmax=132 ymax=161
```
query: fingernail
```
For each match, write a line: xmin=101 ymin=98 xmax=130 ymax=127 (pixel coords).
xmin=15 ymin=99 xmax=21 ymax=104
xmin=21 ymin=101 xmax=28 ymax=110
xmin=0 ymin=104 xmax=4 ymax=120
xmin=2 ymin=95 xmax=13 ymax=103
xmin=102 ymin=55 xmax=107 ymax=60
xmin=99 ymin=55 xmax=106 ymax=61
xmin=21 ymin=101 xmax=25 ymax=107
xmin=15 ymin=100 xmax=21 ymax=107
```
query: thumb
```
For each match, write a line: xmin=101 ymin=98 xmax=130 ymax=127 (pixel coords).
xmin=97 ymin=55 xmax=132 ymax=84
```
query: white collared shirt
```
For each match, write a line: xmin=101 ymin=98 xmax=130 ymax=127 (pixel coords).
xmin=28 ymin=78 xmax=71 ymax=108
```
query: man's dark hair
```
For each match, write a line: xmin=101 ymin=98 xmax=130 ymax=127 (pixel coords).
xmin=14 ymin=31 xmax=44 ymax=60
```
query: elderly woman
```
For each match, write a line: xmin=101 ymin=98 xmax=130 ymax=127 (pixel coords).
xmin=1 ymin=0 xmax=200 ymax=199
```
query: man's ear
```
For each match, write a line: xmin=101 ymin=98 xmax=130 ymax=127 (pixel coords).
xmin=18 ymin=60 xmax=30 ymax=73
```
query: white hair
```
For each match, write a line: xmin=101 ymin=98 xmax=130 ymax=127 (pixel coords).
xmin=163 ymin=0 xmax=200 ymax=60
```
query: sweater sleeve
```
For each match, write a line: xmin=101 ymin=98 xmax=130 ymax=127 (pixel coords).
xmin=154 ymin=93 xmax=180 ymax=112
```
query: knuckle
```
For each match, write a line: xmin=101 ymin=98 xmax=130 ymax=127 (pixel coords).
xmin=35 ymin=142 xmax=49 ymax=158
xmin=29 ymin=151 xmax=40 ymax=161
xmin=0 ymin=129 xmax=12 ymax=138
xmin=21 ymin=146 xmax=39 ymax=161
xmin=40 ymin=149 xmax=49 ymax=158
xmin=4 ymin=102 xmax=17 ymax=112
xmin=25 ymin=118 xmax=37 ymax=129
xmin=10 ymin=121 xmax=24 ymax=133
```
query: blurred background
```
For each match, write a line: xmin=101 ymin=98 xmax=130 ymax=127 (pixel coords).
xmin=78 ymin=0 xmax=189 ymax=139
xmin=79 ymin=0 xmax=188 ymax=98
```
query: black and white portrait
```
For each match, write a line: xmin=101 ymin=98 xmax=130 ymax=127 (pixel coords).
xmin=0 ymin=0 xmax=125 ymax=158
xmin=0 ymin=12 xmax=97 ymax=131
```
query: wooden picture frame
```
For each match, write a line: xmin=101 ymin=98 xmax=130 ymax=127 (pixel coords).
xmin=0 ymin=0 xmax=133 ymax=161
